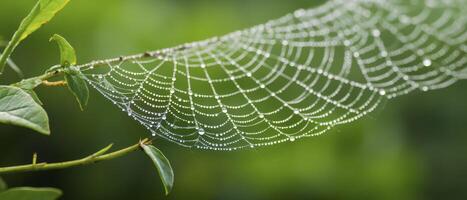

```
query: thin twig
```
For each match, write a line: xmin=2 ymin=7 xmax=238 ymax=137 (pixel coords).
xmin=42 ymin=80 xmax=67 ymax=87
xmin=0 ymin=138 xmax=151 ymax=174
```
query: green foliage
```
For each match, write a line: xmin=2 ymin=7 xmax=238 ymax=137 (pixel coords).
xmin=0 ymin=86 xmax=50 ymax=135
xmin=0 ymin=0 xmax=70 ymax=74
xmin=0 ymin=187 xmax=62 ymax=200
xmin=24 ymin=90 xmax=43 ymax=105
xmin=64 ymin=67 xmax=89 ymax=110
xmin=49 ymin=34 xmax=89 ymax=110
xmin=142 ymin=144 xmax=174 ymax=196
xmin=49 ymin=34 xmax=76 ymax=67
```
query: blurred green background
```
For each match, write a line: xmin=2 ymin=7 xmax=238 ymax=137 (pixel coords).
xmin=1 ymin=0 xmax=467 ymax=199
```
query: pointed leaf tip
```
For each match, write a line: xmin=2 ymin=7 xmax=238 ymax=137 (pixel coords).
xmin=50 ymin=34 xmax=76 ymax=66
xmin=65 ymin=67 xmax=89 ymax=111
xmin=141 ymin=144 xmax=174 ymax=195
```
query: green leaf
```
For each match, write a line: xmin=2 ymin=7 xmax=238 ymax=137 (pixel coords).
xmin=49 ymin=34 xmax=76 ymax=66
xmin=0 ymin=178 xmax=7 ymax=192
xmin=141 ymin=144 xmax=174 ymax=196
xmin=0 ymin=187 xmax=62 ymax=200
xmin=12 ymin=77 xmax=43 ymax=91
xmin=0 ymin=0 xmax=70 ymax=74
xmin=0 ymin=86 xmax=50 ymax=135
xmin=24 ymin=90 xmax=43 ymax=105
xmin=64 ymin=67 xmax=89 ymax=110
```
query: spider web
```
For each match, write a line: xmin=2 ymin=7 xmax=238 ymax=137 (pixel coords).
xmin=79 ymin=0 xmax=467 ymax=151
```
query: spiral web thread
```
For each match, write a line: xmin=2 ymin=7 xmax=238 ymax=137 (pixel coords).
xmin=79 ymin=0 xmax=467 ymax=151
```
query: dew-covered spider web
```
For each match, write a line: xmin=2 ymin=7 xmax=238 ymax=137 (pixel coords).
xmin=79 ymin=0 xmax=467 ymax=151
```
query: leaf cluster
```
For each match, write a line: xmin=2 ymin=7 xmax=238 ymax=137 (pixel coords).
xmin=0 ymin=0 xmax=174 ymax=198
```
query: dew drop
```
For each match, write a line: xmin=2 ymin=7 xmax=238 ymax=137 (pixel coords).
xmin=343 ymin=40 xmax=351 ymax=46
xmin=379 ymin=90 xmax=386 ymax=96
xmin=198 ymin=128 xmax=205 ymax=135
xmin=372 ymin=29 xmax=381 ymax=37
xmin=380 ymin=51 xmax=388 ymax=57
xmin=423 ymin=59 xmax=432 ymax=67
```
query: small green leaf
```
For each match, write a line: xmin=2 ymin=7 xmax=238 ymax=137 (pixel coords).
xmin=141 ymin=144 xmax=174 ymax=196
xmin=0 ymin=86 xmax=50 ymax=135
xmin=0 ymin=0 xmax=70 ymax=74
xmin=49 ymin=34 xmax=76 ymax=66
xmin=0 ymin=187 xmax=62 ymax=200
xmin=90 ymin=143 xmax=113 ymax=157
xmin=0 ymin=177 xmax=7 ymax=192
xmin=64 ymin=67 xmax=89 ymax=110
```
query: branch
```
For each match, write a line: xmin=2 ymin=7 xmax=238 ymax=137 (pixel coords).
xmin=0 ymin=138 xmax=150 ymax=174
xmin=42 ymin=80 xmax=67 ymax=87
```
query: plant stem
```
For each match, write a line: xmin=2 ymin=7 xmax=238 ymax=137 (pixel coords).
xmin=0 ymin=138 xmax=150 ymax=174
xmin=42 ymin=80 xmax=67 ymax=87
xmin=0 ymin=28 xmax=23 ymax=75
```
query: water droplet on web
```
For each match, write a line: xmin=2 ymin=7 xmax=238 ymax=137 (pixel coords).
xmin=198 ymin=128 xmax=205 ymax=135
xmin=379 ymin=90 xmax=386 ymax=96
xmin=372 ymin=29 xmax=381 ymax=37
xmin=343 ymin=40 xmax=351 ymax=46
xmin=423 ymin=59 xmax=432 ymax=67
xmin=380 ymin=51 xmax=388 ymax=57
